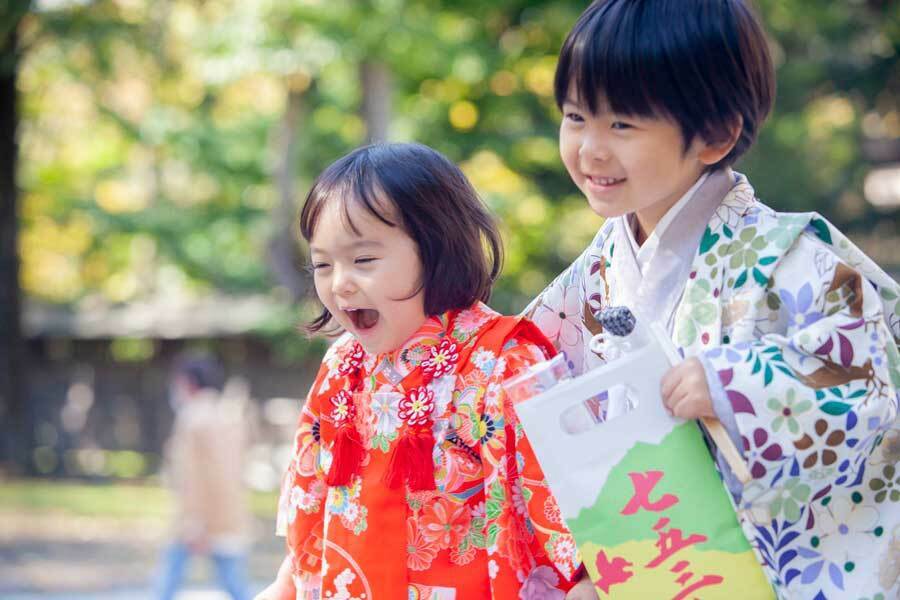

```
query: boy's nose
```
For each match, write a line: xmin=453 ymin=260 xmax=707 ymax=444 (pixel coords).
xmin=579 ymin=137 xmax=610 ymax=162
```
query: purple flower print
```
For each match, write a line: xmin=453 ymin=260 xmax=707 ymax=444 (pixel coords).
xmin=779 ymin=283 xmax=824 ymax=330
xmin=519 ymin=565 xmax=565 ymax=600
xmin=718 ymin=367 xmax=756 ymax=415
xmin=742 ymin=427 xmax=785 ymax=479
xmin=706 ymin=346 xmax=743 ymax=364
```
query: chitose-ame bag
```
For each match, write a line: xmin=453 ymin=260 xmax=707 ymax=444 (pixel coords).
xmin=509 ymin=321 xmax=773 ymax=599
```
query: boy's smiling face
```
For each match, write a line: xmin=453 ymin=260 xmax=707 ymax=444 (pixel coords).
xmin=559 ymin=88 xmax=733 ymax=239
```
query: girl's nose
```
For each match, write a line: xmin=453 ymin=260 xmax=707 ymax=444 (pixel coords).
xmin=332 ymin=266 xmax=357 ymax=297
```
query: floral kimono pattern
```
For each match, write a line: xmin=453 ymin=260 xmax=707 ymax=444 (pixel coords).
xmin=526 ymin=170 xmax=900 ymax=599
xmin=278 ymin=302 xmax=579 ymax=599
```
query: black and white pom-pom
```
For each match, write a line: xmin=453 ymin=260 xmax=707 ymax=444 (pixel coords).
xmin=594 ymin=306 xmax=636 ymax=337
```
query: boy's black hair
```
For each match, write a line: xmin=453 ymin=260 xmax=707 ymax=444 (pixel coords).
xmin=554 ymin=0 xmax=775 ymax=169
xmin=299 ymin=142 xmax=503 ymax=334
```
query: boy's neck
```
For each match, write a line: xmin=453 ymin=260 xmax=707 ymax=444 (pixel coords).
xmin=633 ymin=205 xmax=670 ymax=246
xmin=632 ymin=172 xmax=708 ymax=246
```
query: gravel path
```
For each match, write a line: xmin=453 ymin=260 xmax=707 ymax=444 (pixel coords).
xmin=0 ymin=510 xmax=282 ymax=598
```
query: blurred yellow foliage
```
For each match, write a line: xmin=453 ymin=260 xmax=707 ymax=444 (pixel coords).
xmin=95 ymin=179 xmax=152 ymax=213
xmin=524 ymin=56 xmax=557 ymax=97
xmin=515 ymin=195 xmax=548 ymax=226
xmin=20 ymin=215 xmax=93 ymax=302
xmin=807 ymin=95 xmax=855 ymax=141
xmin=490 ymin=70 xmax=519 ymax=96
xmin=103 ymin=76 xmax=153 ymax=123
xmin=103 ymin=271 xmax=140 ymax=303
xmin=449 ymin=100 xmax=479 ymax=130
xmin=213 ymin=74 xmax=287 ymax=124
xmin=461 ymin=150 xmax=528 ymax=197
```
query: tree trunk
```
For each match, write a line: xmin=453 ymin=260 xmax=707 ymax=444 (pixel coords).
xmin=360 ymin=61 xmax=391 ymax=143
xmin=0 ymin=23 xmax=30 ymax=473
xmin=266 ymin=87 xmax=308 ymax=302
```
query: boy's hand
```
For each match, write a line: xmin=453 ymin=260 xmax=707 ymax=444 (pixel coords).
xmin=566 ymin=572 xmax=600 ymax=599
xmin=660 ymin=358 xmax=715 ymax=420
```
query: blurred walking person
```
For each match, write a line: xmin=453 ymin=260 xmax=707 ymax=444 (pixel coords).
xmin=155 ymin=353 xmax=252 ymax=600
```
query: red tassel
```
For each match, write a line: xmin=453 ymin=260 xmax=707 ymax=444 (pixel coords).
xmin=384 ymin=433 xmax=412 ymax=489
xmin=385 ymin=428 xmax=436 ymax=491
xmin=406 ymin=428 xmax=436 ymax=491
xmin=326 ymin=425 xmax=365 ymax=486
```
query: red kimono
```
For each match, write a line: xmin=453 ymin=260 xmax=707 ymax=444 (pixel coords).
xmin=278 ymin=303 xmax=579 ymax=599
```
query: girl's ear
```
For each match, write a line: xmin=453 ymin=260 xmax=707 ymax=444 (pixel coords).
xmin=697 ymin=116 xmax=743 ymax=166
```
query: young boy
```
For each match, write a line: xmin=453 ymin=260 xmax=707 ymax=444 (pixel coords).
xmin=526 ymin=1 xmax=900 ymax=598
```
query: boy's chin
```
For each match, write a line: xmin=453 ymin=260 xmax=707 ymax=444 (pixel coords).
xmin=584 ymin=195 xmax=628 ymax=219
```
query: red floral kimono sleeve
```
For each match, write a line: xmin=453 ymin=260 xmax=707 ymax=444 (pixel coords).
xmin=277 ymin=363 xmax=331 ymax=578
xmin=479 ymin=338 xmax=580 ymax=595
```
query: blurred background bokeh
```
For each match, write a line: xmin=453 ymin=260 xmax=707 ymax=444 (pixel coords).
xmin=1 ymin=0 xmax=898 ymax=597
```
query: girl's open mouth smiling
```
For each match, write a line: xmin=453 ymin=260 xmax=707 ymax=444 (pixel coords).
xmin=346 ymin=308 xmax=380 ymax=331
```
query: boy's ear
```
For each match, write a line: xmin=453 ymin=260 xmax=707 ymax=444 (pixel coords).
xmin=698 ymin=116 xmax=743 ymax=166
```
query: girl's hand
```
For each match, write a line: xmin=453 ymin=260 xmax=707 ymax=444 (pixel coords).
xmin=254 ymin=555 xmax=296 ymax=600
xmin=566 ymin=572 xmax=600 ymax=599
xmin=254 ymin=580 xmax=294 ymax=600
xmin=660 ymin=358 xmax=715 ymax=420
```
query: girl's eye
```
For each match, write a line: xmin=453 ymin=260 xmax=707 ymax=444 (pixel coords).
xmin=309 ymin=262 xmax=330 ymax=272
xmin=564 ymin=112 xmax=584 ymax=123
xmin=611 ymin=121 xmax=633 ymax=130
xmin=354 ymin=257 xmax=378 ymax=265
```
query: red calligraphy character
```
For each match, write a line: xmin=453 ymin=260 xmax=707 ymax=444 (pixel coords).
xmin=594 ymin=550 xmax=635 ymax=594
xmin=645 ymin=517 xmax=708 ymax=569
xmin=620 ymin=471 xmax=679 ymax=515
xmin=670 ymin=560 xmax=690 ymax=574
xmin=672 ymin=574 xmax=724 ymax=600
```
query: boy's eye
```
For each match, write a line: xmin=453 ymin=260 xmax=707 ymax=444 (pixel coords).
xmin=610 ymin=121 xmax=633 ymax=130
xmin=354 ymin=257 xmax=378 ymax=265
xmin=564 ymin=112 xmax=584 ymax=123
xmin=309 ymin=262 xmax=330 ymax=271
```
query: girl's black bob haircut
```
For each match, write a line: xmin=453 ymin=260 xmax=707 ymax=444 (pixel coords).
xmin=554 ymin=0 xmax=775 ymax=169
xmin=299 ymin=142 xmax=503 ymax=334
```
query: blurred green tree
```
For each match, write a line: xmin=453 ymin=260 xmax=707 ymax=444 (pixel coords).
xmin=8 ymin=0 xmax=900 ymax=341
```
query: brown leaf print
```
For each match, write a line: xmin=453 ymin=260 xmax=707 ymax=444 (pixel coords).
xmin=827 ymin=263 xmax=863 ymax=318
xmin=795 ymin=358 xmax=874 ymax=389
xmin=583 ymin=302 xmax=604 ymax=337
xmin=793 ymin=418 xmax=846 ymax=468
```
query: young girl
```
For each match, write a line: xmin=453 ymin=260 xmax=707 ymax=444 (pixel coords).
xmin=256 ymin=143 xmax=588 ymax=599
xmin=527 ymin=1 xmax=899 ymax=598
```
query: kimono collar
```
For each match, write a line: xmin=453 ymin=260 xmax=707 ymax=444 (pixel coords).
xmin=624 ymin=172 xmax=710 ymax=273
xmin=323 ymin=303 xmax=499 ymax=388
xmin=325 ymin=302 xmax=499 ymax=490
xmin=609 ymin=168 xmax=737 ymax=333
xmin=365 ymin=302 xmax=499 ymax=386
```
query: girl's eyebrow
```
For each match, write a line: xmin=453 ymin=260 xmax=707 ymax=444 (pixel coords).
xmin=309 ymin=239 xmax=384 ymax=254
xmin=347 ymin=239 xmax=384 ymax=249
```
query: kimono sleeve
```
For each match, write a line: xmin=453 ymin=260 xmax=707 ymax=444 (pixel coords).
xmin=276 ymin=348 xmax=342 ymax=576
xmin=703 ymin=233 xmax=899 ymax=505
xmin=480 ymin=337 xmax=581 ymax=592
xmin=522 ymin=246 xmax=591 ymax=377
